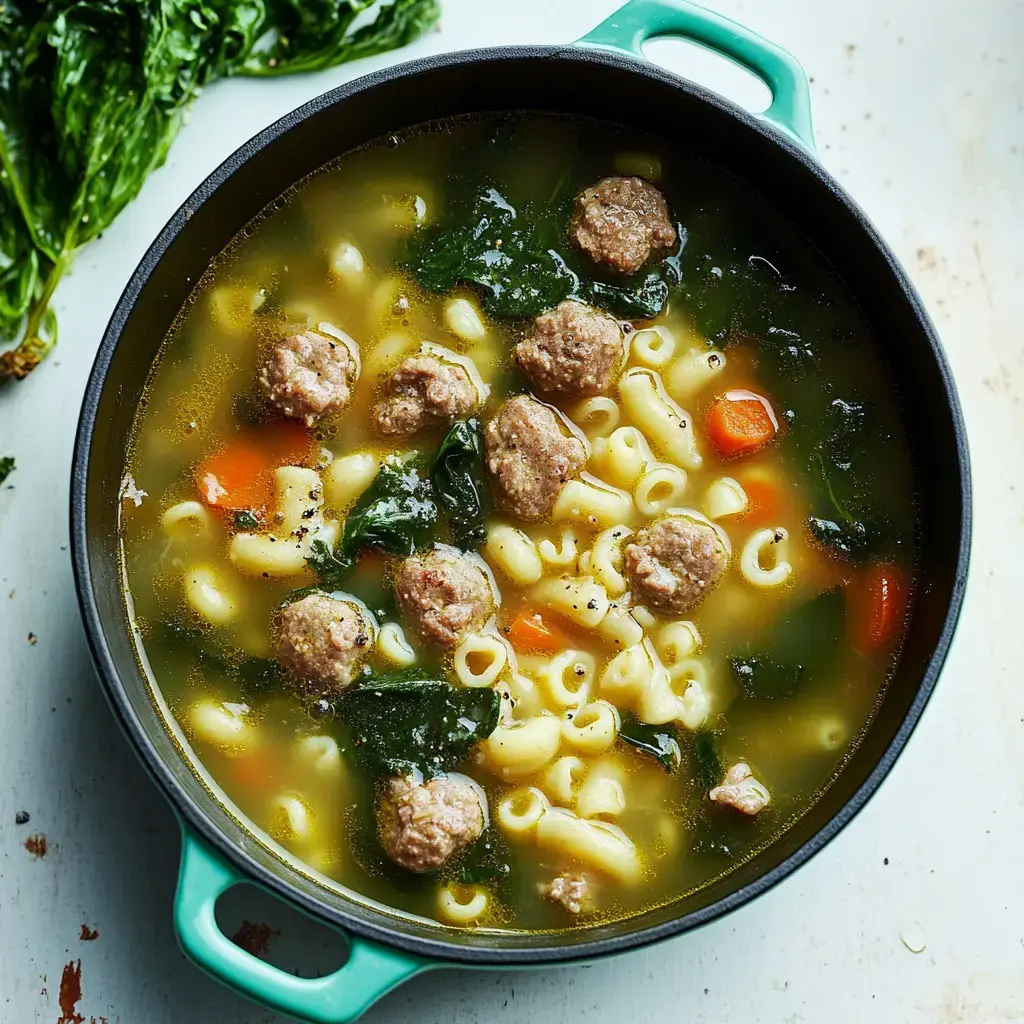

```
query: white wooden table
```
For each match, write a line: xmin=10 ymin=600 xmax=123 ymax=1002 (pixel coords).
xmin=2 ymin=1 xmax=1022 ymax=1020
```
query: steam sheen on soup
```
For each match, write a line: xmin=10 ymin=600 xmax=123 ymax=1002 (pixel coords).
xmin=121 ymin=114 xmax=916 ymax=930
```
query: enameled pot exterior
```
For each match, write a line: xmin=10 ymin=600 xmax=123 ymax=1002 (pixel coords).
xmin=71 ymin=1 xmax=971 ymax=1020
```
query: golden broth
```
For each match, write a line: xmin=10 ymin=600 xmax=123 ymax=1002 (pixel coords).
xmin=121 ymin=114 xmax=916 ymax=931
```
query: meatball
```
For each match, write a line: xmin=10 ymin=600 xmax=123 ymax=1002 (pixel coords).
xmin=624 ymin=514 xmax=728 ymax=614
xmin=259 ymin=328 xmax=357 ymax=426
xmin=571 ymin=176 xmax=677 ymax=275
xmin=515 ymin=301 xmax=625 ymax=395
xmin=372 ymin=354 xmax=480 ymax=437
xmin=378 ymin=775 xmax=485 ymax=873
xmin=275 ymin=593 xmax=372 ymax=698
xmin=484 ymin=395 xmax=586 ymax=521
xmin=709 ymin=763 xmax=771 ymax=816
xmin=394 ymin=548 xmax=495 ymax=648
xmin=539 ymin=872 xmax=589 ymax=915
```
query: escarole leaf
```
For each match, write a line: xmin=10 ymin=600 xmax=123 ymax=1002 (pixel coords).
xmin=340 ymin=455 xmax=437 ymax=558
xmin=403 ymin=181 xmax=682 ymax=322
xmin=432 ymin=418 xmax=487 ymax=550
xmin=617 ymin=712 xmax=681 ymax=773
xmin=238 ymin=0 xmax=441 ymax=76
xmin=337 ymin=671 xmax=501 ymax=778
xmin=306 ymin=456 xmax=438 ymax=587
xmin=729 ymin=587 xmax=845 ymax=699
xmin=0 ymin=0 xmax=440 ymax=381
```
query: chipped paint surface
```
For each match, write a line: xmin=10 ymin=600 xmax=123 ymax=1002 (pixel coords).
xmin=0 ymin=2 xmax=1022 ymax=1023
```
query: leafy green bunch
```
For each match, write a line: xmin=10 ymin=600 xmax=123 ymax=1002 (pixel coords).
xmin=0 ymin=0 xmax=440 ymax=379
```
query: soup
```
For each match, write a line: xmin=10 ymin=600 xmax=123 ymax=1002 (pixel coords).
xmin=121 ymin=114 xmax=916 ymax=931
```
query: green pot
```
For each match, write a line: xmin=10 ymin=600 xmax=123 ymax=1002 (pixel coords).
xmin=71 ymin=1 xmax=971 ymax=1021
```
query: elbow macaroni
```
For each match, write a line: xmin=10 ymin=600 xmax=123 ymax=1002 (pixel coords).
xmin=184 ymin=564 xmax=241 ymax=625
xmin=161 ymin=500 xmax=214 ymax=540
xmin=534 ymin=809 xmax=641 ymax=884
xmin=527 ymin=650 xmax=596 ymax=709
xmin=536 ymin=528 xmax=579 ymax=569
xmin=324 ymin=454 xmax=378 ymax=510
xmin=705 ymin=477 xmax=748 ymax=520
xmin=437 ymin=885 xmax=488 ymax=924
xmin=443 ymin=297 xmax=486 ymax=343
xmin=619 ymin=367 xmax=702 ymax=470
xmin=531 ymin=575 xmax=610 ymax=629
xmin=553 ymin=476 xmax=633 ymax=528
xmin=577 ymin=769 xmax=626 ymax=820
xmin=630 ymin=326 xmax=676 ymax=368
xmin=634 ymin=463 xmax=688 ymax=518
xmin=666 ymin=347 xmax=726 ymax=401
xmin=484 ymin=525 xmax=543 ymax=585
xmin=454 ymin=633 xmax=509 ymax=688
xmin=542 ymin=756 xmax=587 ymax=805
xmin=376 ymin=622 xmax=417 ymax=667
xmin=561 ymin=701 xmax=619 ymax=754
xmin=740 ymin=527 xmax=793 ymax=588
xmin=590 ymin=427 xmax=651 ymax=489
xmin=497 ymin=787 xmax=550 ymax=834
xmin=483 ymin=716 xmax=562 ymax=776
xmin=571 ymin=396 xmax=620 ymax=439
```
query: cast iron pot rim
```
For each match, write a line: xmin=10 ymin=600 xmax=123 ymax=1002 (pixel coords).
xmin=70 ymin=43 xmax=972 ymax=968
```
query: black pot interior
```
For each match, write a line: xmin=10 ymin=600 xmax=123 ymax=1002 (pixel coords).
xmin=73 ymin=47 xmax=969 ymax=965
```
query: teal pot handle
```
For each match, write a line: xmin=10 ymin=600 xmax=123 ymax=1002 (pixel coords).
xmin=174 ymin=829 xmax=426 ymax=1023
xmin=577 ymin=0 xmax=815 ymax=152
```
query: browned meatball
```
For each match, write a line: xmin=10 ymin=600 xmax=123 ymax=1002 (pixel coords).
xmin=624 ymin=514 xmax=728 ymax=614
xmin=372 ymin=354 xmax=480 ymax=437
xmin=515 ymin=301 xmax=625 ymax=395
xmin=394 ymin=548 xmax=494 ymax=648
xmin=276 ymin=593 xmax=372 ymax=698
xmin=259 ymin=328 xmax=357 ymax=426
xmin=571 ymin=176 xmax=677 ymax=275
xmin=378 ymin=775 xmax=485 ymax=873
xmin=484 ymin=396 xmax=586 ymax=521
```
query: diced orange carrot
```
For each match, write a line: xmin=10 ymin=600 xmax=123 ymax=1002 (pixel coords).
xmin=196 ymin=421 xmax=313 ymax=511
xmin=705 ymin=389 xmax=779 ymax=458
xmin=507 ymin=611 xmax=567 ymax=653
xmin=229 ymin=750 xmax=278 ymax=789
xmin=848 ymin=563 xmax=910 ymax=653
xmin=739 ymin=469 xmax=786 ymax=525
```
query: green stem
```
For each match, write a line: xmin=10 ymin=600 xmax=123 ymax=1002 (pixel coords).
xmin=0 ymin=251 xmax=68 ymax=380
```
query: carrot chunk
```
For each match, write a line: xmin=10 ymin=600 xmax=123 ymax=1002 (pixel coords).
xmin=848 ymin=563 xmax=910 ymax=652
xmin=507 ymin=611 xmax=567 ymax=653
xmin=706 ymin=389 xmax=778 ymax=457
xmin=197 ymin=420 xmax=313 ymax=511
xmin=738 ymin=468 xmax=786 ymax=524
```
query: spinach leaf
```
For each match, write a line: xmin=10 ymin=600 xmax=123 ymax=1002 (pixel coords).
xmin=0 ymin=0 xmax=439 ymax=380
xmin=404 ymin=182 xmax=681 ymax=322
xmin=239 ymin=0 xmax=441 ymax=76
xmin=306 ymin=538 xmax=354 ymax=589
xmin=151 ymin=619 xmax=285 ymax=695
xmin=618 ymin=712 xmax=681 ymax=772
xmin=233 ymin=508 xmax=260 ymax=531
xmin=806 ymin=515 xmax=876 ymax=562
xmin=432 ymin=419 xmax=487 ymax=549
xmin=0 ymin=456 xmax=14 ymax=484
xmin=806 ymin=398 xmax=890 ymax=564
xmin=728 ymin=654 xmax=802 ymax=700
xmin=306 ymin=456 xmax=438 ymax=586
xmin=340 ymin=456 xmax=437 ymax=559
xmin=691 ymin=730 xmax=722 ymax=790
xmin=337 ymin=673 xmax=501 ymax=778
xmin=583 ymin=270 xmax=672 ymax=321
xmin=729 ymin=587 xmax=845 ymax=699
xmin=455 ymin=836 xmax=511 ymax=886
xmin=404 ymin=185 xmax=577 ymax=319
